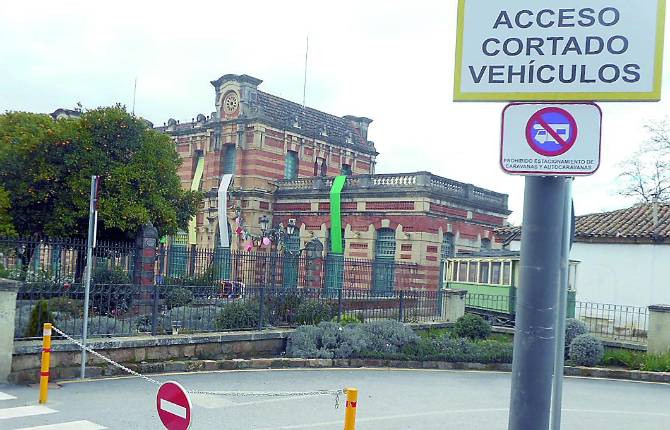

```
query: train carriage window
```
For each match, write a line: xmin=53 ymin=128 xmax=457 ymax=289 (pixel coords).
xmin=491 ymin=262 xmax=501 ymax=284
xmin=502 ymin=262 xmax=512 ymax=285
xmin=479 ymin=262 xmax=490 ymax=284
xmin=458 ymin=262 xmax=468 ymax=282
xmin=468 ymin=262 xmax=478 ymax=283
xmin=451 ymin=262 xmax=459 ymax=281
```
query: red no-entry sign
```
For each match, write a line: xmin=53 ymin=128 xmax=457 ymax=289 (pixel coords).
xmin=157 ymin=381 xmax=192 ymax=430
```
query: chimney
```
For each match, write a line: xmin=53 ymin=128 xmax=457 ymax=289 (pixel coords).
xmin=343 ymin=116 xmax=373 ymax=141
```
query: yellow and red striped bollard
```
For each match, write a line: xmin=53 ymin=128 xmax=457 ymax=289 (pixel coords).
xmin=343 ymin=387 xmax=358 ymax=430
xmin=39 ymin=323 xmax=52 ymax=404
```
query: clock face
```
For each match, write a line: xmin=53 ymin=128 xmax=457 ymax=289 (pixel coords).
xmin=223 ymin=92 xmax=239 ymax=114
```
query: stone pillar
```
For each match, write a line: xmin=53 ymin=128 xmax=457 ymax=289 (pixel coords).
xmin=0 ymin=279 xmax=20 ymax=383
xmin=133 ymin=222 xmax=158 ymax=286
xmin=648 ymin=305 xmax=670 ymax=355
xmin=440 ymin=288 xmax=467 ymax=323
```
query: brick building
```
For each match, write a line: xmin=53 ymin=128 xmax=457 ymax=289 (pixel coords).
xmin=156 ymin=73 xmax=511 ymax=289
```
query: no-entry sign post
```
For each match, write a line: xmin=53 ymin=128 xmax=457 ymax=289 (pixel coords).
xmin=450 ymin=1 xmax=666 ymax=430
xmin=157 ymin=381 xmax=192 ymax=430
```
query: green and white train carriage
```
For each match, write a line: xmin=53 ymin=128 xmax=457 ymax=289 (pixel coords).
xmin=442 ymin=252 xmax=579 ymax=325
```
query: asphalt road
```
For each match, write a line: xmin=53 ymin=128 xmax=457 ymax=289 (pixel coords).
xmin=1 ymin=368 xmax=669 ymax=429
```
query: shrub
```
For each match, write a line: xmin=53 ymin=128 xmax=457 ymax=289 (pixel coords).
xmin=565 ymin=318 xmax=589 ymax=352
xmin=295 ymin=300 xmax=333 ymax=325
xmin=92 ymin=266 xmax=130 ymax=285
xmin=164 ymin=287 xmax=194 ymax=309
xmin=215 ymin=302 xmax=260 ymax=330
xmin=453 ymin=314 xmax=491 ymax=340
xmin=361 ymin=320 xmax=419 ymax=354
xmin=286 ymin=322 xmax=368 ymax=359
xmin=266 ymin=292 xmax=305 ymax=325
xmin=158 ymin=305 xmax=223 ymax=333
xmin=48 ymin=296 xmax=83 ymax=318
xmin=569 ymin=334 xmax=604 ymax=366
xmin=335 ymin=314 xmax=362 ymax=325
xmin=25 ymin=300 xmax=54 ymax=338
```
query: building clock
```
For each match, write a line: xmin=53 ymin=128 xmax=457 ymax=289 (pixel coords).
xmin=223 ymin=92 xmax=239 ymax=114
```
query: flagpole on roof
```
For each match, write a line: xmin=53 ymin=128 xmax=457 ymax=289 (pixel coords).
xmin=302 ymin=35 xmax=309 ymax=111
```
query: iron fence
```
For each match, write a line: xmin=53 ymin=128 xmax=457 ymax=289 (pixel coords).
xmin=575 ymin=301 xmax=648 ymax=343
xmin=0 ymin=236 xmax=136 ymax=284
xmin=14 ymin=283 xmax=446 ymax=340
xmin=464 ymin=292 xmax=649 ymax=343
xmin=155 ymin=246 xmax=425 ymax=292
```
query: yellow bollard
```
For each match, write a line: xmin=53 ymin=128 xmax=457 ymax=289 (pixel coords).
xmin=38 ymin=323 xmax=52 ymax=404
xmin=343 ymin=388 xmax=358 ymax=430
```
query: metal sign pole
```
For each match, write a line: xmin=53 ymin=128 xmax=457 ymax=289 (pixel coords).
xmin=550 ymin=178 xmax=574 ymax=430
xmin=80 ymin=175 xmax=99 ymax=379
xmin=508 ymin=176 xmax=568 ymax=430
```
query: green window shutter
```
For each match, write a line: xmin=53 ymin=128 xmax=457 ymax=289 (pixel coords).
xmin=285 ymin=151 xmax=298 ymax=179
xmin=223 ymin=144 xmax=236 ymax=174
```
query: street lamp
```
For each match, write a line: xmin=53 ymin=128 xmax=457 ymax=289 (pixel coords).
xmin=287 ymin=218 xmax=297 ymax=236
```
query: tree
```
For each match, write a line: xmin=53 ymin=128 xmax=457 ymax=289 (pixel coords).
xmin=0 ymin=186 xmax=16 ymax=236
xmin=0 ymin=106 xmax=201 ymax=240
xmin=619 ymin=121 xmax=670 ymax=203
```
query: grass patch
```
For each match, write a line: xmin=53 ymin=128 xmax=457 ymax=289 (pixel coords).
xmin=601 ymin=348 xmax=670 ymax=372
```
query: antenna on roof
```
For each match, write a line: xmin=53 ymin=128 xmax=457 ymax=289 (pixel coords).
xmin=132 ymin=77 xmax=138 ymax=115
xmin=302 ymin=35 xmax=309 ymax=111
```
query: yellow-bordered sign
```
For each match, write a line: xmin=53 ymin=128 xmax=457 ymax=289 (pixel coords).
xmin=454 ymin=0 xmax=666 ymax=102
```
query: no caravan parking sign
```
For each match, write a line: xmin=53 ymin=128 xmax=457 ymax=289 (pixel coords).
xmin=453 ymin=0 xmax=666 ymax=101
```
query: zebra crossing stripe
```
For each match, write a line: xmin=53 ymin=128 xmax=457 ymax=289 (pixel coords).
xmin=0 ymin=392 xmax=17 ymax=401
xmin=0 ymin=405 xmax=57 ymax=420
xmin=14 ymin=420 xmax=107 ymax=430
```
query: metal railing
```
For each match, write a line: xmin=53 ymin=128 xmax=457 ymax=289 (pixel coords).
xmin=464 ymin=293 xmax=649 ymax=343
xmin=14 ymin=283 xmax=446 ymax=340
xmin=0 ymin=236 xmax=135 ymax=284
xmin=575 ymin=301 xmax=648 ymax=343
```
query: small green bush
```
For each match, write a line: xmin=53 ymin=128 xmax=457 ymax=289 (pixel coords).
xmin=453 ymin=314 xmax=491 ymax=340
xmin=295 ymin=300 xmax=332 ymax=325
xmin=361 ymin=320 xmax=419 ymax=354
xmin=565 ymin=318 xmax=589 ymax=352
xmin=92 ymin=266 xmax=130 ymax=285
xmin=215 ymin=302 xmax=260 ymax=330
xmin=25 ymin=300 xmax=54 ymax=338
xmin=48 ymin=296 xmax=83 ymax=318
xmin=335 ymin=314 xmax=362 ymax=325
xmin=569 ymin=334 xmax=604 ymax=366
xmin=266 ymin=292 xmax=305 ymax=325
xmin=164 ymin=287 xmax=194 ymax=309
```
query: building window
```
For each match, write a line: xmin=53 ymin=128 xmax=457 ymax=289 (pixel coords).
xmin=319 ymin=157 xmax=327 ymax=177
xmin=285 ymin=150 xmax=298 ymax=180
xmin=341 ymin=164 xmax=352 ymax=176
xmin=222 ymin=144 xmax=236 ymax=175
xmin=374 ymin=228 xmax=396 ymax=259
xmin=481 ymin=238 xmax=491 ymax=251
xmin=441 ymin=233 xmax=455 ymax=259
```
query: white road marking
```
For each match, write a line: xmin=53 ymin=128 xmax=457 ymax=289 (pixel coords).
xmin=160 ymin=399 xmax=187 ymax=419
xmin=255 ymin=408 xmax=509 ymax=429
xmin=0 ymin=405 xmax=58 ymax=420
xmin=0 ymin=392 xmax=17 ymax=401
xmin=14 ymin=420 xmax=107 ymax=430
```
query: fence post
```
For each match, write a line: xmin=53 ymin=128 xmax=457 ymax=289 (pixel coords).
xmin=398 ymin=291 xmax=405 ymax=323
xmin=258 ymin=287 xmax=266 ymax=331
xmin=337 ymin=288 xmax=343 ymax=322
xmin=39 ymin=323 xmax=52 ymax=404
xmin=151 ymin=284 xmax=160 ymax=336
xmin=648 ymin=305 xmax=670 ymax=355
xmin=0 ymin=279 xmax=20 ymax=383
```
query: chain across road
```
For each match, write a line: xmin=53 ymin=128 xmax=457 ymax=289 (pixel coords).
xmin=51 ymin=325 xmax=343 ymax=408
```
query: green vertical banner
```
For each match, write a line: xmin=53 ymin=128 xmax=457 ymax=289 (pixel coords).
xmin=330 ymin=175 xmax=347 ymax=254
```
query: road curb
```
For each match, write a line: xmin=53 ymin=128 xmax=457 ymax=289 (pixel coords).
xmin=46 ymin=357 xmax=670 ymax=385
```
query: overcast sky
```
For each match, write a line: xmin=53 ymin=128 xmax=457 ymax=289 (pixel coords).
xmin=2 ymin=1 xmax=669 ymax=224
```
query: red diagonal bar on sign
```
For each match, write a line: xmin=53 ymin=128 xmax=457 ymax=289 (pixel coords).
xmin=535 ymin=115 xmax=569 ymax=148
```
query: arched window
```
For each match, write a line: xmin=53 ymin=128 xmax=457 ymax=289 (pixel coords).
xmin=375 ymin=228 xmax=396 ymax=259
